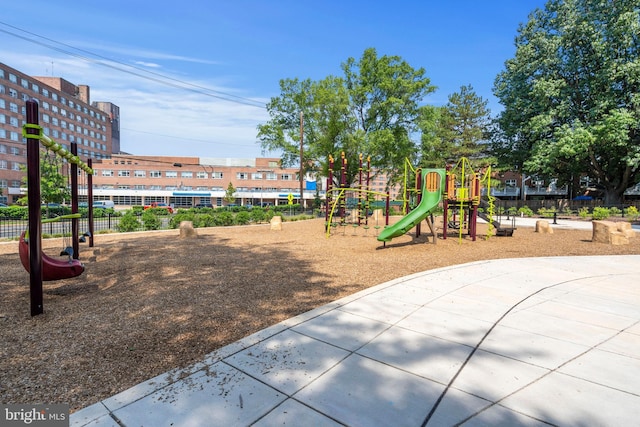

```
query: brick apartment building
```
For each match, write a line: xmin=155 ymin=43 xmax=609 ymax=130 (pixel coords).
xmin=0 ymin=62 xmax=118 ymax=204
xmin=91 ymin=154 xmax=317 ymax=208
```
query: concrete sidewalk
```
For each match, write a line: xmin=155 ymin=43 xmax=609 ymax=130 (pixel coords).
xmin=488 ymin=215 xmax=640 ymax=232
xmin=71 ymin=253 xmax=640 ymax=427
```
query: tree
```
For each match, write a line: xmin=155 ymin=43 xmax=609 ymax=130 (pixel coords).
xmin=224 ymin=182 xmax=237 ymax=205
xmin=258 ymin=48 xmax=435 ymax=188
xmin=419 ymin=85 xmax=491 ymax=167
xmin=19 ymin=150 xmax=70 ymax=210
xmin=493 ymin=0 xmax=640 ymax=204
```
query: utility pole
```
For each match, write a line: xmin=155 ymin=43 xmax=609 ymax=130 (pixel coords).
xmin=299 ymin=111 xmax=304 ymax=210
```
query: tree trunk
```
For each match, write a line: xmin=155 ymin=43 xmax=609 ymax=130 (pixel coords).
xmin=603 ymin=189 xmax=623 ymax=206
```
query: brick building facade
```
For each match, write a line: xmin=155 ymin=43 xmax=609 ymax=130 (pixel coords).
xmin=0 ymin=62 xmax=117 ymax=204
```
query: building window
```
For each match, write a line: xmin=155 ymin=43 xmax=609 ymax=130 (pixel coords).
xmin=117 ymin=170 xmax=130 ymax=178
xmin=150 ymin=170 xmax=161 ymax=178
xmin=9 ymin=103 xmax=18 ymax=113
xmin=32 ymin=83 xmax=39 ymax=93
xmin=21 ymin=79 xmax=28 ymax=88
xmin=9 ymin=88 xmax=17 ymax=98
xmin=9 ymin=131 xmax=19 ymax=141
xmin=505 ymin=179 xmax=517 ymax=187
xmin=212 ymin=172 xmax=223 ymax=179
xmin=11 ymin=161 xmax=22 ymax=171
xmin=196 ymin=171 xmax=208 ymax=179
xmin=165 ymin=171 xmax=178 ymax=178
xmin=133 ymin=185 xmax=146 ymax=190
xmin=269 ymin=161 xmax=278 ymax=167
xmin=134 ymin=170 xmax=146 ymax=178
xmin=281 ymin=174 xmax=292 ymax=181
xmin=9 ymin=73 xmax=17 ymax=83
xmin=237 ymin=172 xmax=248 ymax=180
xmin=0 ymin=160 xmax=7 ymax=169
xmin=10 ymin=146 xmax=21 ymax=155
xmin=0 ymin=144 xmax=5 ymax=153
xmin=0 ymin=114 xmax=4 ymax=124
xmin=9 ymin=117 xmax=18 ymax=127
xmin=181 ymin=171 xmax=193 ymax=178
xmin=252 ymin=173 xmax=263 ymax=180
xmin=266 ymin=173 xmax=277 ymax=180
xmin=102 ymin=170 xmax=114 ymax=177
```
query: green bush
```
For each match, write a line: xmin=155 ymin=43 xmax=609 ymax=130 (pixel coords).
xmin=537 ymin=207 xmax=557 ymax=218
xmin=235 ymin=211 xmax=251 ymax=225
xmin=141 ymin=210 xmax=161 ymax=230
xmin=609 ymin=207 xmax=621 ymax=216
xmin=147 ymin=207 xmax=172 ymax=216
xmin=92 ymin=207 xmax=117 ymax=218
xmin=198 ymin=214 xmax=216 ymax=227
xmin=117 ymin=211 xmax=141 ymax=232
xmin=250 ymin=208 xmax=266 ymax=223
xmin=561 ymin=207 xmax=574 ymax=216
xmin=169 ymin=212 xmax=195 ymax=229
xmin=214 ymin=211 xmax=234 ymax=226
xmin=518 ymin=206 xmax=534 ymax=217
xmin=625 ymin=206 xmax=639 ymax=220
xmin=264 ymin=209 xmax=276 ymax=222
xmin=592 ymin=207 xmax=610 ymax=220
xmin=578 ymin=207 xmax=589 ymax=218
xmin=0 ymin=205 xmax=28 ymax=219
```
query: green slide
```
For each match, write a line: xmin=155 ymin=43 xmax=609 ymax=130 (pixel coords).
xmin=377 ymin=169 xmax=444 ymax=243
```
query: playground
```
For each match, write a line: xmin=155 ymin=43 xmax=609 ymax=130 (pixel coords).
xmin=1 ymin=217 xmax=639 ymax=412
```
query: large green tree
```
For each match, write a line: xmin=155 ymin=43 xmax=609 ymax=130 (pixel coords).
xmin=258 ymin=48 xmax=435 ymax=188
xmin=19 ymin=150 xmax=70 ymax=209
xmin=493 ymin=0 xmax=640 ymax=204
xmin=419 ymin=85 xmax=491 ymax=167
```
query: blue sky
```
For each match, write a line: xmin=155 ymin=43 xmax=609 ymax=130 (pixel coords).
xmin=1 ymin=1 xmax=546 ymax=158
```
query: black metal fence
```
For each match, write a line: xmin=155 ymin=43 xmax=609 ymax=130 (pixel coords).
xmin=0 ymin=214 xmax=127 ymax=241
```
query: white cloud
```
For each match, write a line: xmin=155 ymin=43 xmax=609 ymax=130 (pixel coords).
xmin=133 ymin=61 xmax=161 ymax=68
xmin=1 ymin=41 xmax=272 ymax=159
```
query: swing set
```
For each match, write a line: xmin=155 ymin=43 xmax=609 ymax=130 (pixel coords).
xmin=21 ymin=99 xmax=95 ymax=316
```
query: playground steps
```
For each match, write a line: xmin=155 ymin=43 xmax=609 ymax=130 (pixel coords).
xmin=478 ymin=200 xmax=516 ymax=237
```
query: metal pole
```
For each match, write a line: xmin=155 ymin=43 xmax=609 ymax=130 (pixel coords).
xmin=71 ymin=142 xmax=79 ymax=259
xmin=26 ymin=99 xmax=43 ymax=316
xmin=299 ymin=111 xmax=304 ymax=211
xmin=88 ymin=159 xmax=94 ymax=247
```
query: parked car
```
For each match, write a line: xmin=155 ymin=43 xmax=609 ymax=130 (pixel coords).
xmin=0 ymin=202 xmax=7 ymax=207
xmin=194 ymin=203 xmax=213 ymax=208
xmin=144 ymin=202 xmax=173 ymax=213
xmin=93 ymin=200 xmax=115 ymax=209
